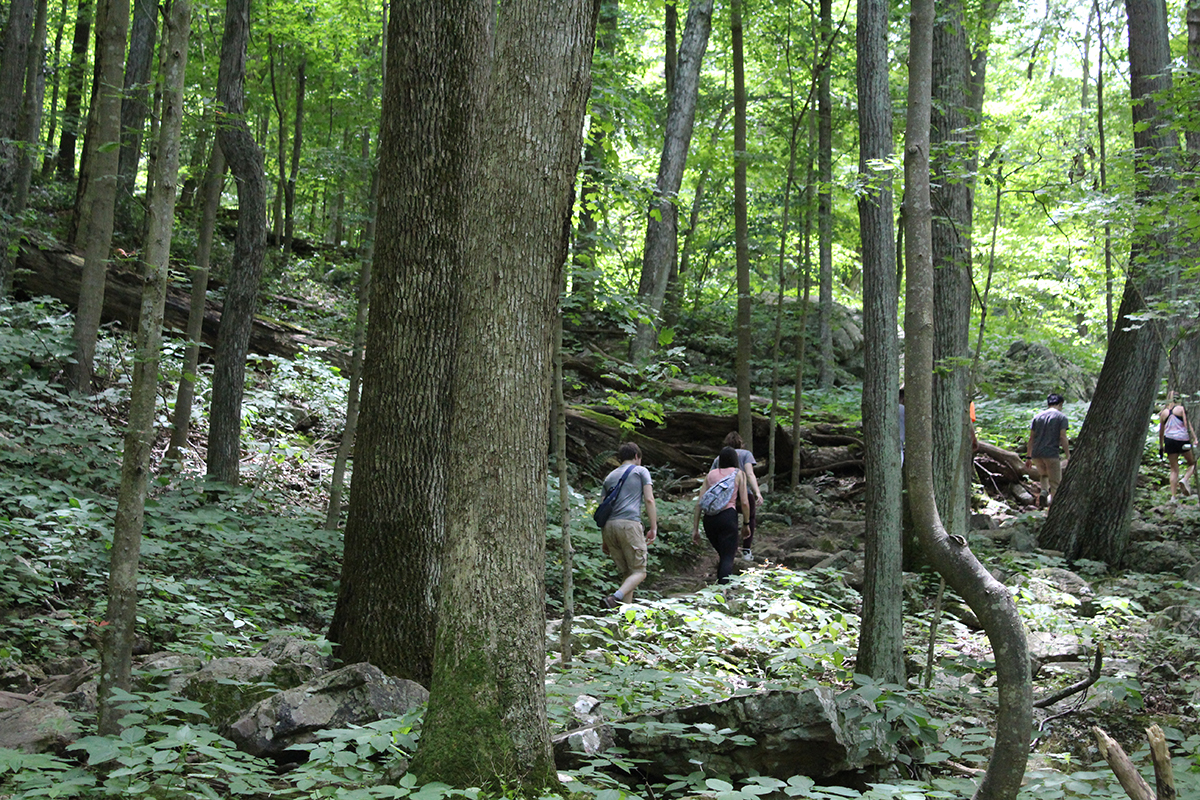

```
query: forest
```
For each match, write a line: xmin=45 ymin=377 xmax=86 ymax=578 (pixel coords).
xmin=1 ymin=0 xmax=1200 ymax=798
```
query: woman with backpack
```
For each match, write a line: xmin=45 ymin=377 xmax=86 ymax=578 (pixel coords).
xmin=692 ymin=447 xmax=751 ymax=584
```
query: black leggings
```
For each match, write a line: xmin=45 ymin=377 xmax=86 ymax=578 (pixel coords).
xmin=703 ymin=507 xmax=740 ymax=584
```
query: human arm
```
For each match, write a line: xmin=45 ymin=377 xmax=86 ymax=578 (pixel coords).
xmin=1059 ymin=426 xmax=1070 ymax=461
xmin=737 ymin=472 xmax=750 ymax=536
xmin=643 ymin=483 xmax=657 ymax=544
xmin=692 ymin=473 xmax=709 ymax=544
xmin=744 ymin=463 xmax=763 ymax=506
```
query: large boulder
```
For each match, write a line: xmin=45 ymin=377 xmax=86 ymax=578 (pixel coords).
xmin=228 ymin=663 xmax=428 ymax=758
xmin=179 ymin=656 xmax=282 ymax=728
xmin=998 ymin=341 xmax=1096 ymax=402
xmin=554 ymin=688 xmax=894 ymax=781
xmin=1123 ymin=540 xmax=1196 ymax=576
xmin=0 ymin=700 xmax=79 ymax=753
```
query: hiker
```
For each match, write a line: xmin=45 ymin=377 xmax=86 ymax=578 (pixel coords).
xmin=693 ymin=446 xmax=751 ymax=584
xmin=599 ymin=442 xmax=657 ymax=610
xmin=1024 ymin=393 xmax=1070 ymax=508
xmin=1158 ymin=392 xmax=1198 ymax=501
xmin=711 ymin=431 xmax=764 ymax=560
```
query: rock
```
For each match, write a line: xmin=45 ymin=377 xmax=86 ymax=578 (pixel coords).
xmin=554 ymin=688 xmax=894 ymax=781
xmin=1128 ymin=519 xmax=1158 ymax=541
xmin=813 ymin=551 xmax=857 ymax=571
xmin=756 ymin=512 xmax=792 ymax=528
xmin=0 ymin=664 xmax=46 ymax=694
xmin=258 ymin=635 xmax=333 ymax=685
xmin=781 ymin=549 xmax=833 ymax=569
xmin=228 ymin=663 xmax=428 ymax=759
xmin=1123 ymin=540 xmax=1195 ymax=576
xmin=180 ymin=657 xmax=282 ymax=729
xmin=1152 ymin=605 xmax=1200 ymax=635
xmin=0 ymin=700 xmax=79 ymax=753
xmin=1027 ymin=632 xmax=1086 ymax=663
xmin=0 ymin=690 xmax=35 ymax=711
xmin=970 ymin=514 xmax=997 ymax=531
xmin=1001 ymin=341 xmax=1095 ymax=402
xmin=136 ymin=653 xmax=203 ymax=693
xmin=1009 ymin=530 xmax=1038 ymax=553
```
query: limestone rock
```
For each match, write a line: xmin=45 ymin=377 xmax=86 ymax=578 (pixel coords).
xmin=0 ymin=700 xmax=78 ymax=753
xmin=228 ymin=662 xmax=428 ymax=758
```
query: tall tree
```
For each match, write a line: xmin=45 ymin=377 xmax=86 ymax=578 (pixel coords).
xmin=816 ymin=0 xmax=834 ymax=388
xmin=410 ymin=0 xmax=595 ymax=785
xmin=97 ymin=0 xmax=190 ymax=735
xmin=327 ymin=0 xmax=479 ymax=685
xmin=115 ymin=0 xmax=159 ymax=235
xmin=40 ymin=0 xmax=70 ymax=178
xmin=929 ymin=0 xmax=974 ymax=542
xmin=207 ymin=0 xmax=269 ymax=483
xmin=64 ymin=0 xmax=130 ymax=393
xmin=0 ymin=0 xmax=36 ymax=296
xmin=1040 ymin=0 xmax=1178 ymax=564
xmin=856 ymin=0 xmax=902 ymax=685
xmin=13 ymin=0 xmax=51 ymax=217
xmin=904 ymin=0 xmax=1031 ymax=794
xmin=732 ymin=0 xmax=752 ymax=446
xmin=55 ymin=0 xmax=92 ymax=181
xmin=284 ymin=55 xmax=306 ymax=257
xmin=629 ymin=0 xmax=714 ymax=363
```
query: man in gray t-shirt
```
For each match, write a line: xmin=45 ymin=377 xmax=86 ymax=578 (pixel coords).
xmin=1024 ymin=393 xmax=1070 ymax=509
xmin=599 ymin=442 xmax=657 ymax=610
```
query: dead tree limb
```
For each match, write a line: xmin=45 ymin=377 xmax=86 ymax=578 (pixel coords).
xmin=1034 ymin=645 xmax=1103 ymax=708
xmin=1093 ymin=726 xmax=1155 ymax=800
xmin=1147 ymin=724 xmax=1176 ymax=800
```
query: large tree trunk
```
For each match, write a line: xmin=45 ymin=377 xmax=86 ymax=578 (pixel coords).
xmin=629 ymin=0 xmax=714 ymax=362
xmin=732 ymin=0 xmax=752 ymax=445
xmin=905 ymin=0 xmax=1031 ymax=796
xmin=328 ymin=0 xmax=480 ymax=686
xmin=55 ymin=0 xmax=92 ymax=181
xmin=0 ymin=0 xmax=37 ymax=296
xmin=64 ymin=0 xmax=130 ymax=393
xmin=97 ymin=0 xmax=189 ymax=735
xmin=207 ymin=0 xmax=269 ymax=484
xmin=409 ymin=0 xmax=595 ymax=788
xmin=930 ymin=0 xmax=974 ymax=543
xmin=115 ymin=0 xmax=159 ymax=236
xmin=1040 ymin=0 xmax=1177 ymax=564
xmin=816 ymin=0 xmax=834 ymax=389
xmin=855 ymin=0 xmax=903 ymax=685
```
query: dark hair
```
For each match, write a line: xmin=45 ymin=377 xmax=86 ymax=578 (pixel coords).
xmin=1047 ymin=393 xmax=1064 ymax=407
xmin=718 ymin=446 xmax=739 ymax=469
xmin=723 ymin=431 xmax=744 ymax=448
xmin=618 ymin=442 xmax=641 ymax=462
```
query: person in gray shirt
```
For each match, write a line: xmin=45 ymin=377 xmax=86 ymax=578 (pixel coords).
xmin=1024 ymin=393 xmax=1070 ymax=509
xmin=599 ymin=442 xmax=657 ymax=610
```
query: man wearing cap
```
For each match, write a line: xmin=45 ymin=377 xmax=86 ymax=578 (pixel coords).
xmin=1025 ymin=393 xmax=1070 ymax=508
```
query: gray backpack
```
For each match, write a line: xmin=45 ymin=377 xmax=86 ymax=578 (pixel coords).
xmin=698 ymin=472 xmax=737 ymax=516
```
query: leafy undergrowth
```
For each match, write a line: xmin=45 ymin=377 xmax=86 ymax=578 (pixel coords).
xmin=3 ymin=297 xmax=1200 ymax=799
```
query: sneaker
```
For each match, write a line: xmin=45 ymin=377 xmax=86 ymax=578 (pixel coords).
xmin=1181 ymin=478 xmax=1192 ymax=497
xmin=602 ymin=594 xmax=620 ymax=610
xmin=742 ymin=548 xmax=753 ymax=561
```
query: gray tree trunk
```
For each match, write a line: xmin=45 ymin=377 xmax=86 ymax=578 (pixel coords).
xmin=163 ymin=141 xmax=225 ymax=466
xmin=905 ymin=1 xmax=1031 ymax=795
xmin=40 ymin=0 xmax=68 ymax=178
xmin=929 ymin=0 xmax=974 ymax=544
xmin=1040 ymin=0 xmax=1177 ymax=564
xmin=411 ymin=0 xmax=595 ymax=788
xmin=55 ymin=0 xmax=91 ymax=181
xmin=0 ymin=0 xmax=36 ymax=296
xmin=207 ymin=0 xmax=269 ymax=484
xmin=327 ymin=0 xmax=480 ymax=685
xmin=732 ymin=0 xmax=752 ymax=446
xmin=816 ymin=0 xmax=834 ymax=388
xmin=284 ymin=56 xmax=306 ymax=256
xmin=856 ymin=0 xmax=903 ymax=685
xmin=115 ymin=0 xmax=159 ymax=235
xmin=65 ymin=0 xmax=129 ymax=393
xmin=97 ymin=0 xmax=189 ymax=735
xmin=629 ymin=0 xmax=714 ymax=363
xmin=13 ymin=0 xmax=50 ymax=217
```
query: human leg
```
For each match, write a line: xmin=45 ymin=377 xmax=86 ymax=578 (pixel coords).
xmin=1168 ymin=453 xmax=1181 ymax=498
xmin=606 ymin=519 xmax=647 ymax=604
xmin=1032 ymin=458 xmax=1051 ymax=507
xmin=703 ymin=508 xmax=740 ymax=583
xmin=1044 ymin=457 xmax=1063 ymax=505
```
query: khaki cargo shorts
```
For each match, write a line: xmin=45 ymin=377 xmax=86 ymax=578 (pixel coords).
xmin=602 ymin=518 xmax=648 ymax=578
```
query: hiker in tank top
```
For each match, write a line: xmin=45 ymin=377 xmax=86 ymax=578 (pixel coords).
xmin=1158 ymin=392 xmax=1198 ymax=501
xmin=693 ymin=446 xmax=750 ymax=584
xmin=711 ymin=431 xmax=764 ymax=560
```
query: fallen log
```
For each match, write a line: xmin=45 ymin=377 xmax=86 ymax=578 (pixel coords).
xmin=14 ymin=242 xmax=347 ymax=367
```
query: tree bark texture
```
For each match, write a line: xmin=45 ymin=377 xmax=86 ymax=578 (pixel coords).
xmin=732 ymin=0 xmax=753 ymax=446
xmin=410 ymin=0 xmax=596 ymax=789
xmin=855 ymin=0 xmax=903 ymax=686
xmin=0 ymin=0 xmax=37 ymax=296
xmin=328 ymin=0 xmax=483 ymax=686
xmin=65 ymin=0 xmax=129 ymax=393
xmin=164 ymin=142 xmax=226 ymax=465
xmin=930 ymin=0 xmax=973 ymax=542
xmin=115 ymin=0 xmax=159 ymax=236
xmin=816 ymin=0 xmax=834 ymax=389
xmin=13 ymin=0 xmax=50 ymax=218
xmin=97 ymin=0 xmax=189 ymax=735
xmin=208 ymin=0 xmax=269 ymax=484
xmin=629 ymin=0 xmax=714 ymax=363
xmin=1040 ymin=0 xmax=1177 ymax=563
xmin=905 ymin=0 xmax=1030 ymax=796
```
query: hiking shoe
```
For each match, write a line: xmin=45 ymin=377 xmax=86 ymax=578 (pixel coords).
xmin=1181 ymin=478 xmax=1192 ymax=497
xmin=602 ymin=594 xmax=620 ymax=610
xmin=742 ymin=548 xmax=753 ymax=561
